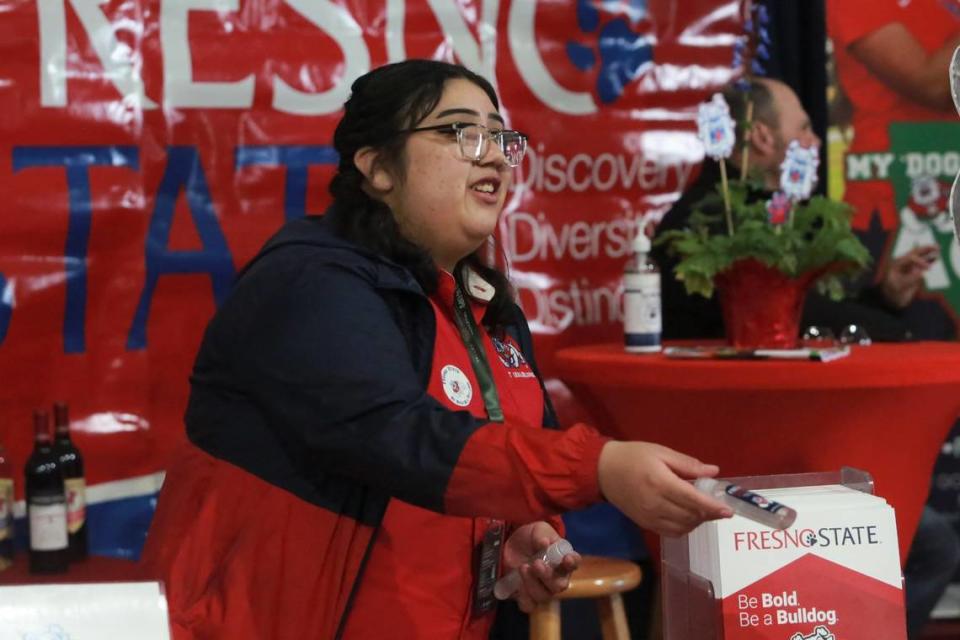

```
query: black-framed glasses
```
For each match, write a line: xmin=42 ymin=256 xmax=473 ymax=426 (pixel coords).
xmin=400 ymin=122 xmax=528 ymax=167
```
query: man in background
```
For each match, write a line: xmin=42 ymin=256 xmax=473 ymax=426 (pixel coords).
xmin=653 ymin=77 xmax=936 ymax=342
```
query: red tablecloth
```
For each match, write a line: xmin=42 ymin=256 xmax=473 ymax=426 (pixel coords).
xmin=555 ymin=341 xmax=960 ymax=562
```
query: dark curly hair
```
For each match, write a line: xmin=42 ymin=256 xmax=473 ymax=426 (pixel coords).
xmin=326 ymin=59 xmax=515 ymax=330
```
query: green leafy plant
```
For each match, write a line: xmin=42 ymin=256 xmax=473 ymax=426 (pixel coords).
xmin=656 ymin=180 xmax=871 ymax=299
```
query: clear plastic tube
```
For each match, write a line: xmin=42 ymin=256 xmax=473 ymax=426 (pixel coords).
xmin=493 ymin=538 xmax=575 ymax=600
xmin=695 ymin=478 xmax=797 ymax=529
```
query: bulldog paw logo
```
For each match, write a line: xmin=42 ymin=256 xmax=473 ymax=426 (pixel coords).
xmin=565 ymin=0 xmax=655 ymax=104
xmin=789 ymin=625 xmax=835 ymax=640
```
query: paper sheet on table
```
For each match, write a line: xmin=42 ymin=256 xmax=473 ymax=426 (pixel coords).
xmin=0 ymin=581 xmax=170 ymax=640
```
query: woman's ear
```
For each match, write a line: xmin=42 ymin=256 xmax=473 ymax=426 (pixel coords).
xmin=354 ymin=147 xmax=394 ymax=193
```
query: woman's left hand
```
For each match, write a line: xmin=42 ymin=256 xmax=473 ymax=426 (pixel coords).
xmin=502 ymin=521 xmax=581 ymax=613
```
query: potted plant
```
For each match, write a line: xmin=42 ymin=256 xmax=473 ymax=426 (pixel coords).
xmin=655 ymin=4 xmax=872 ymax=349
xmin=657 ymin=179 xmax=871 ymax=348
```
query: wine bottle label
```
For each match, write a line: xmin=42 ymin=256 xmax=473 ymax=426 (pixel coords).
xmin=0 ymin=478 xmax=12 ymax=542
xmin=29 ymin=497 xmax=68 ymax=551
xmin=624 ymin=272 xmax=662 ymax=344
xmin=65 ymin=477 xmax=86 ymax=533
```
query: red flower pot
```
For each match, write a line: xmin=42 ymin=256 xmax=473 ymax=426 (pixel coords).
xmin=715 ymin=259 xmax=815 ymax=349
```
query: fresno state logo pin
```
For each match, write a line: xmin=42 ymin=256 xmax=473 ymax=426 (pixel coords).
xmin=441 ymin=365 xmax=473 ymax=407
xmin=492 ymin=336 xmax=526 ymax=369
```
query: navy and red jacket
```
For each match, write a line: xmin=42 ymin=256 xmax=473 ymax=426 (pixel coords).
xmin=142 ymin=214 xmax=608 ymax=639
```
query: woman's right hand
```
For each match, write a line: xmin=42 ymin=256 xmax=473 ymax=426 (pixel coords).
xmin=597 ymin=441 xmax=733 ymax=537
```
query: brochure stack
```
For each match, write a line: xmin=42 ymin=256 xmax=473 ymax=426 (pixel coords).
xmin=663 ymin=471 xmax=907 ymax=640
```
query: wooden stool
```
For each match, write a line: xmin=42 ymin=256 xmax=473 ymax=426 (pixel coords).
xmin=529 ymin=555 xmax=643 ymax=640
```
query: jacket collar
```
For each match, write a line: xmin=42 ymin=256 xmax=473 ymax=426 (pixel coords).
xmin=252 ymin=214 xmax=424 ymax=294
xmin=463 ymin=266 xmax=495 ymax=302
xmin=251 ymin=214 xmax=501 ymax=301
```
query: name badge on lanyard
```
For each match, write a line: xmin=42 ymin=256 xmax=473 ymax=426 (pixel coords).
xmin=473 ymin=520 xmax=504 ymax=616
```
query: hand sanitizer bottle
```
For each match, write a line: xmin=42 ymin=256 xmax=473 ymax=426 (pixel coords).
xmin=624 ymin=223 xmax=662 ymax=353
xmin=493 ymin=538 xmax=575 ymax=600
xmin=695 ymin=478 xmax=798 ymax=529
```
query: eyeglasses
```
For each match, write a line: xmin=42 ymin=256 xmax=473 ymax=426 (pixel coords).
xmin=400 ymin=122 xmax=528 ymax=167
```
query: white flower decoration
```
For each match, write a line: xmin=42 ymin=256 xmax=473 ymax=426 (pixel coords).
xmin=779 ymin=140 xmax=820 ymax=201
xmin=697 ymin=93 xmax=736 ymax=160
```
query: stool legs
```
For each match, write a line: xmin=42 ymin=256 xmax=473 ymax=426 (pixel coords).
xmin=530 ymin=599 xmax=561 ymax=640
xmin=527 ymin=556 xmax=642 ymax=640
xmin=597 ymin=592 xmax=630 ymax=640
xmin=529 ymin=594 xmax=632 ymax=640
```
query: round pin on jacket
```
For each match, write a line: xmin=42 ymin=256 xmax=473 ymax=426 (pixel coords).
xmin=440 ymin=365 xmax=473 ymax=406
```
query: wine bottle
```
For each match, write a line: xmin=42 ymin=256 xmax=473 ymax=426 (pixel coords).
xmin=53 ymin=402 xmax=87 ymax=560
xmin=26 ymin=409 xmax=68 ymax=574
xmin=0 ymin=439 xmax=13 ymax=571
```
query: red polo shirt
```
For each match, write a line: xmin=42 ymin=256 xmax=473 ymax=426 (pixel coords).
xmin=828 ymin=0 xmax=960 ymax=228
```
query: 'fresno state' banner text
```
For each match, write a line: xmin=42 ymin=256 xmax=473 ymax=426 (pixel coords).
xmin=0 ymin=0 xmax=740 ymax=557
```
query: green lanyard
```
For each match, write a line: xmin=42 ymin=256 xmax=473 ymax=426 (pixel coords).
xmin=451 ymin=284 xmax=504 ymax=423
xmin=453 ymin=281 xmax=506 ymax=615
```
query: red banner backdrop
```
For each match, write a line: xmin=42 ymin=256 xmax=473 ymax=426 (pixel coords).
xmin=0 ymin=0 xmax=740 ymax=556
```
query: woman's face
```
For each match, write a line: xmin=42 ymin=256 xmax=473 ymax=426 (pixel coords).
xmin=384 ymin=78 xmax=511 ymax=271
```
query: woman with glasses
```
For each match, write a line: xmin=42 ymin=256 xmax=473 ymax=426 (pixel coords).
xmin=142 ymin=59 xmax=731 ymax=640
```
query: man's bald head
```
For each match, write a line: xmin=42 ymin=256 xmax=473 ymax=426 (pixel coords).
xmin=722 ymin=77 xmax=781 ymax=148
xmin=721 ymin=77 xmax=819 ymax=187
